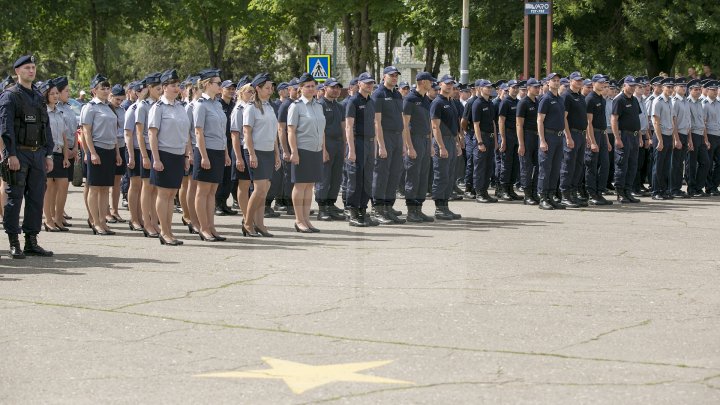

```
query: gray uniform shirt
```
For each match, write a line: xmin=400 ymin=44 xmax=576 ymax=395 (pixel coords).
xmin=193 ymin=95 xmax=227 ymax=151
xmin=230 ymin=101 xmax=247 ymax=146
xmin=243 ymin=101 xmax=278 ymax=152
xmin=47 ymin=106 xmax=67 ymax=154
xmin=135 ymin=97 xmax=155 ymax=148
xmin=149 ymin=95 xmax=190 ymax=155
xmin=604 ymin=96 xmax=613 ymax=129
xmin=124 ymin=101 xmax=141 ymax=149
xmin=57 ymin=102 xmax=77 ymax=149
xmin=80 ymin=98 xmax=118 ymax=149
xmin=185 ymin=100 xmax=196 ymax=146
xmin=671 ymin=95 xmax=691 ymax=134
xmin=702 ymin=97 xmax=720 ymax=136
xmin=651 ymin=94 xmax=674 ymax=136
xmin=287 ymin=96 xmax=326 ymax=152
xmin=688 ymin=96 xmax=706 ymax=134
xmin=115 ymin=106 xmax=126 ymax=148
xmin=636 ymin=95 xmax=648 ymax=131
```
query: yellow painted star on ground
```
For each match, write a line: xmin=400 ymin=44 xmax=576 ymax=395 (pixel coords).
xmin=196 ymin=357 xmax=414 ymax=394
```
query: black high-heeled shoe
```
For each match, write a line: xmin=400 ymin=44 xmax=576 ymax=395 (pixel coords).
xmin=56 ymin=224 xmax=69 ymax=232
xmin=86 ymin=219 xmax=93 ymax=229
xmin=43 ymin=223 xmax=61 ymax=232
xmin=111 ymin=214 xmax=126 ymax=223
xmin=294 ymin=223 xmax=313 ymax=234
xmin=199 ymin=232 xmax=218 ymax=242
xmin=62 ymin=221 xmax=72 ymax=228
xmin=160 ymin=235 xmax=183 ymax=246
xmin=64 ymin=213 xmax=73 ymax=220
xmin=254 ymin=226 xmax=273 ymax=237
xmin=211 ymin=233 xmax=227 ymax=241
xmin=92 ymin=226 xmax=116 ymax=236
xmin=129 ymin=222 xmax=144 ymax=231
xmin=181 ymin=217 xmax=190 ymax=226
xmin=241 ymin=225 xmax=260 ymax=237
xmin=308 ymin=224 xmax=320 ymax=233
xmin=142 ymin=228 xmax=159 ymax=238
xmin=105 ymin=216 xmax=118 ymax=224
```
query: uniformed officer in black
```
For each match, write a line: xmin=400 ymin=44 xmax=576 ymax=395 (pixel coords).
xmin=516 ymin=78 xmax=542 ymax=205
xmin=471 ymin=79 xmax=498 ymax=203
xmin=611 ymin=76 xmax=643 ymax=203
xmin=559 ymin=71 xmax=589 ymax=208
xmin=315 ymin=78 xmax=346 ymax=221
xmin=0 ymin=55 xmax=54 ymax=258
xmin=537 ymin=73 xmax=566 ymax=210
xmin=430 ymin=74 xmax=462 ymax=220
xmin=460 ymin=83 xmax=478 ymax=199
xmin=497 ymin=80 xmax=522 ymax=201
xmin=584 ymin=74 xmax=613 ymax=205
xmin=371 ymin=66 xmax=406 ymax=224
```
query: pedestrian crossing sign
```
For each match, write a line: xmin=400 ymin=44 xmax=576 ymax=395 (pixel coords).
xmin=307 ymin=55 xmax=331 ymax=82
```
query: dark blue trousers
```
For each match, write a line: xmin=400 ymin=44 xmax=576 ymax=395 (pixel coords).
xmin=432 ymin=136 xmax=457 ymax=200
xmin=652 ymin=134 xmax=673 ymax=196
xmin=404 ymin=134 xmax=431 ymax=206
xmin=519 ymin=130 xmax=539 ymax=193
xmin=614 ymin=131 xmax=640 ymax=190
xmin=372 ymin=130 xmax=403 ymax=205
xmin=670 ymin=133 xmax=688 ymax=194
xmin=464 ymin=133 xmax=476 ymax=189
xmin=584 ymin=128 xmax=610 ymax=195
xmin=560 ymin=129 xmax=586 ymax=192
xmin=707 ymin=135 xmax=720 ymax=191
xmin=473 ymin=132 xmax=495 ymax=193
xmin=3 ymin=150 xmax=46 ymax=235
xmin=315 ymin=136 xmax=344 ymax=204
xmin=538 ymin=129 xmax=563 ymax=194
xmin=686 ymin=133 xmax=710 ymax=194
xmin=346 ymin=137 xmax=374 ymax=209
xmin=499 ymin=131 xmax=518 ymax=186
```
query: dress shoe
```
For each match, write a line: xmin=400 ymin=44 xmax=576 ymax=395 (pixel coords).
xmin=348 ymin=208 xmax=367 ymax=227
xmin=652 ymin=194 xmax=666 ymax=200
xmin=317 ymin=205 xmax=332 ymax=221
xmin=406 ymin=206 xmax=423 ymax=223
xmin=560 ymin=191 xmax=580 ymax=208
xmin=221 ymin=204 xmax=237 ymax=215
xmin=616 ymin=189 xmax=632 ymax=204
xmin=671 ymin=191 xmax=689 ymax=199
xmin=215 ymin=206 xmax=226 ymax=216
xmin=523 ymin=192 xmax=538 ymax=206
xmin=475 ymin=191 xmax=498 ymax=203
xmin=507 ymin=186 xmax=523 ymax=201
xmin=538 ymin=194 xmax=555 ymax=210
xmin=497 ymin=185 xmax=514 ymax=201
xmin=360 ymin=208 xmax=379 ymax=226
xmin=159 ymin=236 xmax=183 ymax=246
xmin=625 ymin=190 xmax=641 ymax=203
xmin=264 ymin=205 xmax=281 ymax=218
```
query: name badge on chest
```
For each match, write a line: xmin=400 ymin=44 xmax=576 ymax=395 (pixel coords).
xmin=24 ymin=114 xmax=37 ymax=123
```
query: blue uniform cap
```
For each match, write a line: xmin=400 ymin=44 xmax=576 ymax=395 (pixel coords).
xmin=545 ymin=72 xmax=559 ymax=81
xmin=357 ymin=72 xmax=375 ymax=84
xmin=416 ymin=72 xmax=435 ymax=82
xmin=687 ymin=79 xmax=702 ymax=89
xmin=702 ymin=80 xmax=717 ymax=89
xmin=568 ymin=71 xmax=584 ymax=81
xmin=236 ymin=75 xmax=250 ymax=88
xmin=673 ymin=76 xmax=687 ymax=86
xmin=650 ymin=76 xmax=663 ymax=85
xmin=348 ymin=77 xmax=358 ymax=86
xmin=90 ymin=74 xmax=108 ymax=89
xmin=499 ymin=83 xmax=508 ymax=91
xmin=111 ymin=84 xmax=125 ymax=96
xmin=325 ymin=77 xmax=342 ymax=87
xmin=440 ymin=74 xmax=456 ymax=84
xmin=297 ymin=72 xmax=316 ymax=85
xmin=517 ymin=80 xmax=527 ymax=89
xmin=36 ymin=80 xmax=55 ymax=94
xmin=526 ymin=78 xmax=541 ymax=87
xmin=198 ymin=68 xmax=221 ymax=81
xmin=160 ymin=69 xmax=179 ymax=84
xmin=276 ymin=82 xmax=289 ymax=91
xmin=609 ymin=80 xmax=618 ymax=89
xmin=474 ymin=79 xmax=491 ymax=87
xmin=398 ymin=81 xmax=409 ymax=89
xmin=432 ymin=82 xmax=441 ymax=90
xmin=623 ymin=75 xmax=638 ymax=86
xmin=251 ymin=73 xmax=272 ymax=88
xmin=559 ymin=78 xmax=570 ymax=86
xmin=13 ymin=55 xmax=35 ymax=69
xmin=383 ymin=66 xmax=400 ymax=75
xmin=52 ymin=76 xmax=68 ymax=90
xmin=317 ymin=84 xmax=325 ymax=91
xmin=583 ymin=79 xmax=592 ymax=87
xmin=144 ymin=72 xmax=162 ymax=86
xmin=591 ymin=74 xmax=607 ymax=83
xmin=220 ymin=79 xmax=235 ymax=88
xmin=130 ymin=80 xmax=146 ymax=92
xmin=506 ymin=79 xmax=518 ymax=88
xmin=660 ymin=77 xmax=675 ymax=87
xmin=288 ymin=78 xmax=299 ymax=88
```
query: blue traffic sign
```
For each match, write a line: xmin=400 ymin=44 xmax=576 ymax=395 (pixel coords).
xmin=525 ymin=2 xmax=551 ymax=15
xmin=307 ymin=55 xmax=331 ymax=82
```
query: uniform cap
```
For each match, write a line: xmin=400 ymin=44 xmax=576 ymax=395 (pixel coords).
xmin=440 ymin=74 xmax=456 ymax=84
xmin=52 ymin=76 xmax=68 ymax=90
xmin=111 ymin=84 xmax=125 ymax=96
xmin=517 ymin=80 xmax=528 ymax=89
xmin=251 ymin=73 xmax=272 ymax=88
xmin=545 ymin=72 xmax=559 ymax=81
xmin=475 ymin=79 xmax=492 ymax=87
xmin=198 ymin=68 xmax=221 ymax=81
xmin=416 ymin=72 xmax=435 ymax=82
xmin=130 ymin=80 xmax=146 ymax=92
xmin=526 ymin=78 xmax=541 ymax=87
xmin=160 ymin=69 xmax=179 ymax=84
xmin=236 ymin=75 xmax=250 ymax=88
xmin=591 ymin=74 xmax=607 ymax=83
xmin=674 ymin=77 xmax=687 ymax=86
xmin=357 ymin=72 xmax=375 ymax=84
xmin=90 ymin=74 xmax=108 ymax=89
xmin=276 ymin=82 xmax=289 ymax=91
xmin=559 ymin=78 xmax=570 ymax=86
xmin=325 ymin=77 xmax=342 ymax=87
xmin=623 ymin=75 xmax=638 ymax=86
xmin=297 ymin=72 xmax=316 ymax=85
xmin=13 ymin=55 xmax=35 ymax=69
xmin=583 ymin=79 xmax=592 ymax=87
xmin=383 ymin=66 xmax=400 ymax=75
xmin=687 ymin=79 xmax=702 ymax=89
xmin=398 ymin=81 xmax=409 ymax=89
xmin=702 ymin=80 xmax=717 ymax=89
xmin=36 ymin=80 xmax=55 ymax=94
xmin=568 ymin=71 xmax=584 ymax=81
xmin=144 ymin=72 xmax=162 ymax=86
xmin=348 ymin=77 xmax=358 ymax=86
xmin=660 ymin=77 xmax=675 ymax=87
xmin=650 ymin=76 xmax=663 ymax=85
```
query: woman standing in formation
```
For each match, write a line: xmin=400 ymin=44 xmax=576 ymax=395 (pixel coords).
xmin=136 ymin=72 xmax=162 ymax=238
xmin=108 ymin=84 xmax=127 ymax=223
xmin=193 ymin=68 xmax=229 ymax=242
xmin=54 ymin=76 xmax=77 ymax=228
xmin=148 ymin=69 xmax=191 ymax=246
xmin=287 ymin=72 xmax=326 ymax=233
xmin=40 ymin=79 xmax=70 ymax=232
xmin=230 ymin=81 xmax=254 ymax=220
xmin=242 ymin=73 xmax=280 ymax=237
xmin=80 ymin=74 xmax=122 ymax=235
xmin=124 ymin=80 xmax=147 ymax=231
xmin=179 ymin=75 xmax=200 ymax=233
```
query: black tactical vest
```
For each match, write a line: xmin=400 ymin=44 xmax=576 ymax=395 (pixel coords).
xmin=9 ymin=86 xmax=46 ymax=147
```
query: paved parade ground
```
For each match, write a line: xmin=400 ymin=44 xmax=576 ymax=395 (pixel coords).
xmin=1 ymin=187 xmax=719 ymax=404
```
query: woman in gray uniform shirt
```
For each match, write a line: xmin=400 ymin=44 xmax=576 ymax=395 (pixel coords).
xmin=243 ymin=73 xmax=280 ymax=237
xmin=40 ymin=80 xmax=70 ymax=232
xmin=135 ymin=72 xmax=162 ymax=238
xmin=108 ymin=84 xmax=127 ymax=224
xmin=81 ymin=74 xmax=122 ymax=236
xmin=230 ymin=82 xmax=255 ymax=221
xmin=54 ymin=76 xmax=77 ymax=227
xmin=193 ymin=68 xmax=230 ymax=242
xmin=124 ymin=80 xmax=147 ymax=232
xmin=287 ymin=73 xmax=326 ymax=233
xmin=149 ymin=69 xmax=191 ymax=246
xmin=182 ymin=76 xmax=201 ymax=234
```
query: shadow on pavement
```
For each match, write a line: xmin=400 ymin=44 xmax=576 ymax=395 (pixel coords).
xmin=0 ymin=253 xmax=174 ymax=280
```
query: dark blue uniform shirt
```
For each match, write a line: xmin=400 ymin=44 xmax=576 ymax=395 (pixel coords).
xmin=499 ymin=95 xmax=519 ymax=132
xmin=516 ymin=96 xmax=539 ymax=132
xmin=371 ymin=85 xmax=403 ymax=132
xmin=585 ymin=90 xmax=606 ymax=130
xmin=430 ymin=94 xmax=459 ymax=138
xmin=562 ymin=89 xmax=588 ymax=130
xmin=472 ymin=96 xmax=496 ymax=133
xmin=278 ymin=98 xmax=293 ymax=124
xmin=346 ymin=92 xmax=375 ymax=137
xmin=319 ymin=97 xmax=345 ymax=138
xmin=402 ymin=89 xmax=431 ymax=137
xmin=612 ymin=93 xmax=641 ymax=131
xmin=538 ymin=91 xmax=566 ymax=131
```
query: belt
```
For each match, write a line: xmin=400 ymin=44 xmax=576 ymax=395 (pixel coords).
xmin=17 ymin=145 xmax=42 ymax=152
xmin=544 ymin=127 xmax=564 ymax=137
xmin=622 ymin=130 xmax=640 ymax=136
xmin=355 ymin=136 xmax=375 ymax=142
xmin=571 ymin=128 xmax=587 ymax=135
xmin=480 ymin=131 xmax=495 ymax=138
xmin=593 ymin=128 xmax=606 ymax=135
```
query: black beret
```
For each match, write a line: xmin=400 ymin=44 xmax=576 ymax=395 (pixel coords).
xmin=13 ymin=55 xmax=35 ymax=69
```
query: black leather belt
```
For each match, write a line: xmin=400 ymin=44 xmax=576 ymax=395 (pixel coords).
xmin=622 ymin=130 xmax=640 ymax=136
xmin=544 ymin=128 xmax=564 ymax=137
xmin=593 ymin=128 xmax=606 ymax=135
xmin=480 ymin=131 xmax=495 ymax=138
xmin=18 ymin=145 xmax=42 ymax=152
xmin=571 ymin=128 xmax=587 ymax=135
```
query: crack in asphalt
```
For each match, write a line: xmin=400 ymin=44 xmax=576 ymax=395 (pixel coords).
xmin=552 ymin=319 xmax=653 ymax=352
xmin=0 ymin=297 xmax=715 ymax=373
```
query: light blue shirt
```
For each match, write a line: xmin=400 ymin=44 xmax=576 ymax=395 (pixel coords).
xmin=671 ymin=94 xmax=691 ymax=134
xmin=230 ymin=101 xmax=247 ymax=146
xmin=651 ymin=94 xmax=674 ymax=136
xmin=47 ymin=106 xmax=68 ymax=154
xmin=57 ymin=101 xmax=77 ymax=149
xmin=688 ymin=96 xmax=705 ymax=134
xmin=703 ymin=97 xmax=720 ymax=136
xmin=243 ymin=101 xmax=278 ymax=152
xmin=80 ymin=98 xmax=117 ymax=149
xmin=115 ymin=106 xmax=126 ymax=148
xmin=193 ymin=95 xmax=227 ymax=151
xmin=185 ymin=100 xmax=196 ymax=146
xmin=148 ymin=96 xmax=190 ymax=155
xmin=135 ymin=97 xmax=155 ymax=149
xmin=287 ymin=96 xmax=326 ymax=152
xmin=636 ymin=95 xmax=648 ymax=131
xmin=124 ymin=101 xmax=141 ymax=149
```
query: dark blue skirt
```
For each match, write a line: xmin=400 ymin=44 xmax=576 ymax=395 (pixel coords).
xmin=140 ymin=148 xmax=152 ymax=179
xmin=86 ymin=147 xmax=116 ymax=187
xmin=150 ymin=150 xmax=185 ymax=189
xmin=291 ymin=149 xmax=322 ymax=183
xmin=231 ymin=147 xmax=251 ymax=181
xmin=67 ymin=157 xmax=75 ymax=181
xmin=244 ymin=149 xmax=275 ymax=181
xmin=47 ymin=153 xmax=68 ymax=179
xmin=115 ymin=146 xmax=127 ymax=175
xmin=192 ymin=147 xmax=225 ymax=183
xmin=127 ymin=148 xmax=142 ymax=177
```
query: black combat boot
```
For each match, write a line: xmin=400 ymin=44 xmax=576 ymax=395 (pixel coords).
xmin=348 ymin=208 xmax=367 ymax=227
xmin=23 ymin=234 xmax=53 ymax=257
xmin=406 ymin=206 xmax=423 ymax=223
xmin=8 ymin=234 xmax=25 ymax=259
